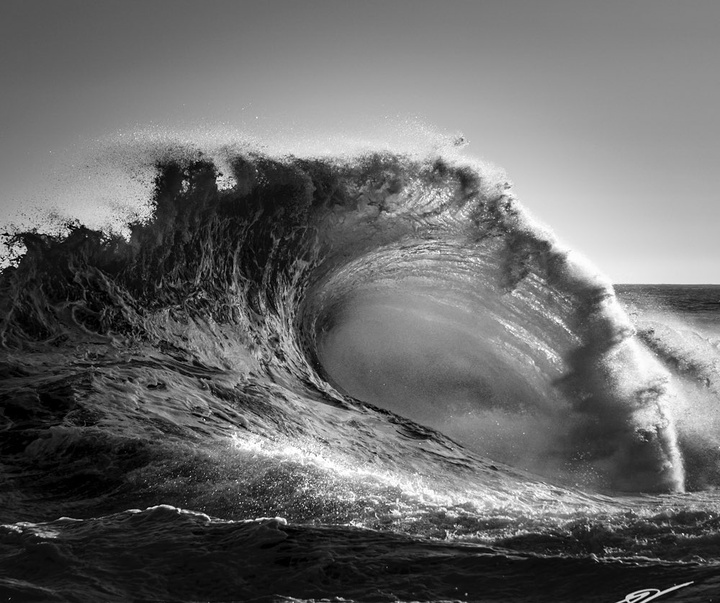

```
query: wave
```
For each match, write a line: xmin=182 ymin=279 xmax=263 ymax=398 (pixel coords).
xmin=3 ymin=504 xmax=718 ymax=603
xmin=6 ymin=139 xmax=720 ymax=601
xmin=1 ymin=147 xmax=691 ymax=493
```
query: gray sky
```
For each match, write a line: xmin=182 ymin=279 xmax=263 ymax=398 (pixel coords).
xmin=1 ymin=0 xmax=718 ymax=283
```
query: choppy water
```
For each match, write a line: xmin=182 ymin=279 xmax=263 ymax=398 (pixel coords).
xmin=1 ymin=144 xmax=719 ymax=602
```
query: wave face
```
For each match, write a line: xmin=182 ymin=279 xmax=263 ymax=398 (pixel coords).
xmin=2 ymin=145 xmax=720 ymax=602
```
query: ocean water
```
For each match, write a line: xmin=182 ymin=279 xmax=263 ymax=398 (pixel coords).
xmin=1 ymin=146 xmax=719 ymax=602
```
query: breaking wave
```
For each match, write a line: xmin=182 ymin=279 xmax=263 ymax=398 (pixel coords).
xmin=5 ymin=134 xmax=720 ymax=601
xmin=1 ymin=145 xmax=699 ymax=494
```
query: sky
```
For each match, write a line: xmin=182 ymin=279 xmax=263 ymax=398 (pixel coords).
xmin=0 ymin=0 xmax=718 ymax=283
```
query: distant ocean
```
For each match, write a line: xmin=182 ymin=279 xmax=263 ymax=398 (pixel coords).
xmin=1 ymin=146 xmax=719 ymax=602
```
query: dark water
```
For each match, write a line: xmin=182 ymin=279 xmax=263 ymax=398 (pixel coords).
xmin=1 ymin=148 xmax=719 ymax=602
xmin=618 ymin=285 xmax=720 ymax=324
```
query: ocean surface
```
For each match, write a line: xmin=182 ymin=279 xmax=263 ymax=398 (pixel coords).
xmin=1 ymin=145 xmax=719 ymax=602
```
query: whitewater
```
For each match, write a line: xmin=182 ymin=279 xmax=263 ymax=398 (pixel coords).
xmin=1 ymin=136 xmax=719 ymax=602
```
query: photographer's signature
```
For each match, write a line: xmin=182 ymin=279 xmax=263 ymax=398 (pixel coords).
xmin=614 ymin=581 xmax=694 ymax=603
